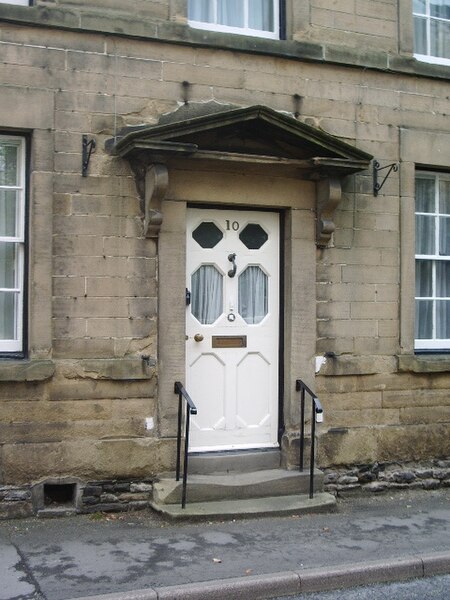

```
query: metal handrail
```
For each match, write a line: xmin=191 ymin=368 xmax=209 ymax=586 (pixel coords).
xmin=174 ymin=381 xmax=197 ymax=509
xmin=296 ymin=379 xmax=324 ymax=499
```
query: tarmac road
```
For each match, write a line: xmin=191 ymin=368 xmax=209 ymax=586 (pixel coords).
xmin=0 ymin=488 xmax=449 ymax=600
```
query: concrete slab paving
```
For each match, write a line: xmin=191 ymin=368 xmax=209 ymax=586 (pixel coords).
xmin=0 ymin=488 xmax=448 ymax=600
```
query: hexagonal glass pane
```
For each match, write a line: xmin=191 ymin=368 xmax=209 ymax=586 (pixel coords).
xmin=192 ymin=221 xmax=223 ymax=248
xmin=239 ymin=223 xmax=268 ymax=249
xmin=191 ymin=265 xmax=223 ymax=324
xmin=238 ymin=266 xmax=268 ymax=324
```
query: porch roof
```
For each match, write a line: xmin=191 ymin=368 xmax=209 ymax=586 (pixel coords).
xmin=106 ymin=103 xmax=372 ymax=179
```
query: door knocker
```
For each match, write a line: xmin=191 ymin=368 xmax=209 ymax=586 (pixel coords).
xmin=228 ymin=253 xmax=237 ymax=278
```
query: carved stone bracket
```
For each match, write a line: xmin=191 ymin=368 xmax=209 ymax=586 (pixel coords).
xmin=144 ymin=164 xmax=169 ymax=238
xmin=316 ymin=178 xmax=342 ymax=248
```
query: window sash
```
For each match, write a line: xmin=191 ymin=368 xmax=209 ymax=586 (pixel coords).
xmin=415 ymin=172 xmax=450 ymax=350
xmin=413 ymin=0 xmax=450 ymax=65
xmin=0 ymin=135 xmax=25 ymax=353
xmin=188 ymin=0 xmax=280 ymax=39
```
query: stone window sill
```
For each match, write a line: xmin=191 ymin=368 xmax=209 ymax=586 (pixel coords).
xmin=397 ymin=354 xmax=450 ymax=373
xmin=0 ymin=359 xmax=55 ymax=382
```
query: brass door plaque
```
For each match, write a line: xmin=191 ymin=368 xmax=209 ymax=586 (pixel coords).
xmin=212 ymin=335 xmax=247 ymax=348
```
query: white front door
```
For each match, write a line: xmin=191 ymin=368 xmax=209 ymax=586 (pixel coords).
xmin=186 ymin=208 xmax=280 ymax=451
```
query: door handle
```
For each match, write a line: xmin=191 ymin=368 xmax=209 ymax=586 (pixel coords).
xmin=194 ymin=333 xmax=204 ymax=342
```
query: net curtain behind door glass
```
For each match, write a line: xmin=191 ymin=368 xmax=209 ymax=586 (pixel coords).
xmin=191 ymin=265 xmax=223 ymax=325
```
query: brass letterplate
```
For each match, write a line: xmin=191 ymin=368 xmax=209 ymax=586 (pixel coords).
xmin=212 ymin=335 xmax=247 ymax=348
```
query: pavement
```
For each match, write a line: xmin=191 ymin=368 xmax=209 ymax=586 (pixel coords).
xmin=0 ymin=487 xmax=449 ymax=600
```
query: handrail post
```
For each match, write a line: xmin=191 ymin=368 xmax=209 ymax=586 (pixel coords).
xmin=300 ymin=385 xmax=305 ymax=472
xmin=309 ymin=397 xmax=317 ymax=499
xmin=181 ymin=407 xmax=191 ymax=509
xmin=296 ymin=379 xmax=323 ymax=500
xmin=175 ymin=383 xmax=182 ymax=482
xmin=173 ymin=381 xmax=197 ymax=509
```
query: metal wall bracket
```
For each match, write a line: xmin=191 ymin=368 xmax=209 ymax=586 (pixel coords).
xmin=373 ymin=160 xmax=398 ymax=196
xmin=82 ymin=135 xmax=96 ymax=177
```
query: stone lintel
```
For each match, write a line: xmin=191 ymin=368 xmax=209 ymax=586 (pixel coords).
xmin=0 ymin=360 xmax=55 ymax=382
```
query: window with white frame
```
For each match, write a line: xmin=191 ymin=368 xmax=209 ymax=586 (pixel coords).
xmin=413 ymin=1 xmax=450 ymax=65
xmin=188 ymin=0 xmax=279 ymax=39
xmin=415 ymin=172 xmax=450 ymax=350
xmin=0 ymin=136 xmax=26 ymax=354
xmin=0 ymin=1 xmax=30 ymax=5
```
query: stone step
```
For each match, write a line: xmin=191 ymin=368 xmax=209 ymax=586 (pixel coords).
xmin=150 ymin=492 xmax=336 ymax=519
xmin=153 ymin=469 xmax=324 ymax=505
xmin=188 ymin=449 xmax=281 ymax=474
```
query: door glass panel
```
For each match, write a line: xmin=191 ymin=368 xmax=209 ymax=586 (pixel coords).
xmin=191 ymin=265 xmax=223 ymax=324
xmin=192 ymin=222 xmax=223 ymax=248
xmin=239 ymin=223 xmax=268 ymax=249
xmin=238 ymin=266 xmax=268 ymax=324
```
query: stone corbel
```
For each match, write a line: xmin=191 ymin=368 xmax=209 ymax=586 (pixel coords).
xmin=316 ymin=178 xmax=342 ymax=248
xmin=144 ymin=164 xmax=169 ymax=238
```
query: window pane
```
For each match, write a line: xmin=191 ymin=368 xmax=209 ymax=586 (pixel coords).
xmin=439 ymin=217 xmax=450 ymax=255
xmin=415 ymin=299 xmax=433 ymax=339
xmin=238 ymin=265 xmax=268 ymax=324
xmin=415 ymin=215 xmax=435 ymax=254
xmin=249 ymin=0 xmax=274 ymax=31
xmin=413 ymin=0 xmax=426 ymax=14
xmin=430 ymin=0 xmax=450 ymax=19
xmin=191 ymin=265 xmax=223 ymax=324
xmin=0 ymin=190 xmax=18 ymax=237
xmin=416 ymin=260 xmax=433 ymax=296
xmin=414 ymin=15 xmax=428 ymax=54
xmin=415 ymin=178 xmax=435 ymax=212
xmin=0 ymin=242 xmax=17 ymax=288
xmin=439 ymin=179 xmax=450 ymax=214
xmin=218 ymin=0 xmax=243 ymax=27
xmin=0 ymin=291 xmax=16 ymax=340
xmin=430 ymin=18 xmax=450 ymax=59
xmin=0 ymin=143 xmax=19 ymax=187
xmin=189 ymin=0 xmax=214 ymax=23
xmin=436 ymin=261 xmax=450 ymax=297
xmin=436 ymin=300 xmax=450 ymax=339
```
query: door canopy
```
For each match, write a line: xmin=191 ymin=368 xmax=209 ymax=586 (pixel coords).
xmin=106 ymin=102 xmax=373 ymax=246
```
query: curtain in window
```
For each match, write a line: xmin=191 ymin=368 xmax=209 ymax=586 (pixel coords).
xmin=218 ymin=0 xmax=243 ymax=27
xmin=430 ymin=17 xmax=450 ymax=59
xmin=191 ymin=265 xmax=223 ymax=324
xmin=415 ymin=178 xmax=435 ymax=254
xmin=189 ymin=0 xmax=214 ymax=23
xmin=0 ymin=142 xmax=19 ymax=342
xmin=238 ymin=266 xmax=268 ymax=324
xmin=249 ymin=0 xmax=274 ymax=31
xmin=437 ymin=262 xmax=450 ymax=338
xmin=190 ymin=0 xmax=274 ymax=31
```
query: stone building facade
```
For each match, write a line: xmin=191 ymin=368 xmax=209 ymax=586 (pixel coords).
xmin=0 ymin=0 xmax=449 ymax=516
